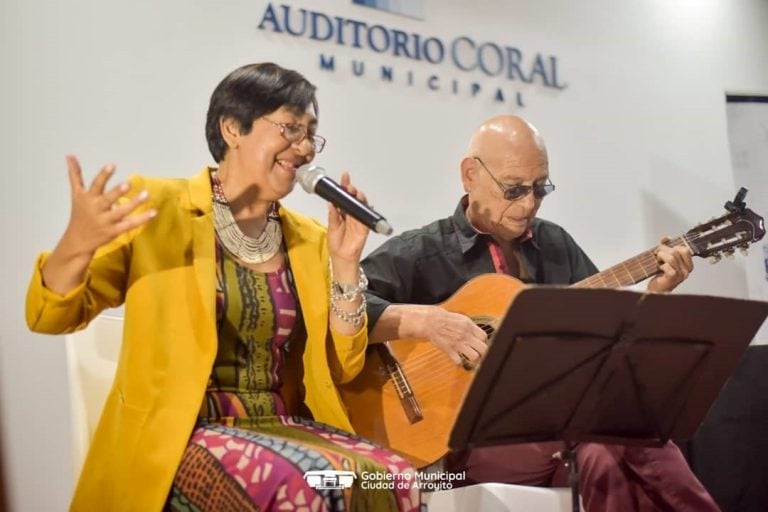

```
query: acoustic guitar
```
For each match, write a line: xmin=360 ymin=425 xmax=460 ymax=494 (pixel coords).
xmin=339 ymin=203 xmax=765 ymax=468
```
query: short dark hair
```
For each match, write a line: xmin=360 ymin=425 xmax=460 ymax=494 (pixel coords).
xmin=205 ymin=63 xmax=318 ymax=163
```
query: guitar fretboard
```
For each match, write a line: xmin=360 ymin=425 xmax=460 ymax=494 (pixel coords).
xmin=571 ymin=235 xmax=690 ymax=289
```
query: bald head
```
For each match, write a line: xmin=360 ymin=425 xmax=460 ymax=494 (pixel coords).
xmin=461 ymin=115 xmax=551 ymax=241
xmin=467 ymin=115 xmax=548 ymax=169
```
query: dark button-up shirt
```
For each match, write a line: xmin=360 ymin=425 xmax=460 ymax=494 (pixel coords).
xmin=362 ymin=198 xmax=599 ymax=328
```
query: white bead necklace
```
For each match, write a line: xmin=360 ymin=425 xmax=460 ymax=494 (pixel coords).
xmin=210 ymin=170 xmax=282 ymax=264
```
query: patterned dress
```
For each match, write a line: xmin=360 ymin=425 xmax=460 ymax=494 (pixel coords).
xmin=166 ymin=241 xmax=420 ymax=511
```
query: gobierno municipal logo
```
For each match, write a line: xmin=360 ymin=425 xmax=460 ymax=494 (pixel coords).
xmin=304 ymin=470 xmax=358 ymax=490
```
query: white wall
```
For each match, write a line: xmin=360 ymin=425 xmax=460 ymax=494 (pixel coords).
xmin=727 ymin=99 xmax=768 ymax=344
xmin=1 ymin=0 xmax=767 ymax=509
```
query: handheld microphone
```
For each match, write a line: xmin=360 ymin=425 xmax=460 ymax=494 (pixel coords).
xmin=295 ymin=165 xmax=393 ymax=235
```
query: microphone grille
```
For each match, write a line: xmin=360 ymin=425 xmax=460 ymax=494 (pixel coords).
xmin=295 ymin=165 xmax=325 ymax=194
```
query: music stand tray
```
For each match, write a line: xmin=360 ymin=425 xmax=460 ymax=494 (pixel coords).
xmin=449 ymin=287 xmax=768 ymax=511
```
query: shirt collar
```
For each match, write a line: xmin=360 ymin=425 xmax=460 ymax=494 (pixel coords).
xmin=453 ymin=195 xmax=537 ymax=254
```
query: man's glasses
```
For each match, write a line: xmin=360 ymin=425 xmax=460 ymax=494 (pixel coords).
xmin=263 ymin=118 xmax=327 ymax=153
xmin=473 ymin=157 xmax=555 ymax=201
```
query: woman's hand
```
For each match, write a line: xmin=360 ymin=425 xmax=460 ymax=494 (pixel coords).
xmin=326 ymin=172 xmax=370 ymax=274
xmin=41 ymin=155 xmax=156 ymax=295
xmin=63 ymin=156 xmax=156 ymax=254
xmin=326 ymin=172 xmax=371 ymax=335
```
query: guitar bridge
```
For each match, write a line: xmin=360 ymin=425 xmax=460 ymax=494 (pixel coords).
xmin=376 ymin=344 xmax=424 ymax=424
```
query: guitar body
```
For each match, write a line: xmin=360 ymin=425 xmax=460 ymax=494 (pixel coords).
xmin=340 ymin=204 xmax=764 ymax=468
xmin=339 ymin=274 xmax=527 ymax=468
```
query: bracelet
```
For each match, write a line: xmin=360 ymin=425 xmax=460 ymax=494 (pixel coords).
xmin=330 ymin=267 xmax=368 ymax=302
xmin=330 ymin=293 xmax=367 ymax=327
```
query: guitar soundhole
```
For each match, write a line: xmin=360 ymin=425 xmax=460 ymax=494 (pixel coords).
xmin=477 ymin=323 xmax=495 ymax=338
xmin=471 ymin=315 xmax=497 ymax=341
xmin=458 ymin=319 xmax=498 ymax=371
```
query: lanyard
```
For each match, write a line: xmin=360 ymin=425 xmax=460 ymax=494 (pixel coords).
xmin=487 ymin=238 xmax=511 ymax=275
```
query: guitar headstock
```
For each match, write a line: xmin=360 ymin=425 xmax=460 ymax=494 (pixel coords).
xmin=685 ymin=207 xmax=765 ymax=260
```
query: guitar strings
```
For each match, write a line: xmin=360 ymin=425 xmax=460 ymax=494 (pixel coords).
xmin=400 ymin=231 xmax=733 ymax=375
xmin=575 ymin=233 xmax=711 ymax=288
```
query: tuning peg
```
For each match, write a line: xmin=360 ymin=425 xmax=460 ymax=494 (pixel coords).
xmin=724 ymin=249 xmax=736 ymax=259
xmin=740 ymin=246 xmax=749 ymax=256
xmin=709 ymin=254 xmax=722 ymax=264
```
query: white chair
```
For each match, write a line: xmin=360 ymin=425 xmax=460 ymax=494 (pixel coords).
xmin=425 ymin=483 xmax=574 ymax=511
xmin=65 ymin=314 xmax=123 ymax=478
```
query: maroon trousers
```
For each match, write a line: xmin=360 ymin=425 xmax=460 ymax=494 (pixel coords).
xmin=445 ymin=441 xmax=720 ymax=512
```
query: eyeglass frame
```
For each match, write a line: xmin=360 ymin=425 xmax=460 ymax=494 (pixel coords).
xmin=262 ymin=117 xmax=327 ymax=153
xmin=473 ymin=156 xmax=555 ymax=201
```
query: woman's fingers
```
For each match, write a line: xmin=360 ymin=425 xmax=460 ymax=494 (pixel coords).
xmin=339 ymin=171 xmax=365 ymax=201
xmin=327 ymin=171 xmax=371 ymax=254
xmin=63 ymin=157 xmax=157 ymax=251
xmin=327 ymin=202 xmax=342 ymax=228
xmin=101 ymin=181 xmax=132 ymax=209
xmin=66 ymin=155 xmax=85 ymax=193
xmin=113 ymin=208 xmax=157 ymax=234
xmin=88 ymin=163 xmax=116 ymax=195
xmin=107 ymin=189 xmax=150 ymax=221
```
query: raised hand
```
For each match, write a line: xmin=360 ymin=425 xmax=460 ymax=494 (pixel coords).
xmin=41 ymin=155 xmax=156 ymax=295
xmin=325 ymin=172 xmax=371 ymax=335
xmin=64 ymin=155 xmax=156 ymax=254
xmin=326 ymin=172 xmax=370 ymax=271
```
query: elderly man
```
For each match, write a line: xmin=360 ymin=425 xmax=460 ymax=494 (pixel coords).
xmin=361 ymin=115 xmax=719 ymax=511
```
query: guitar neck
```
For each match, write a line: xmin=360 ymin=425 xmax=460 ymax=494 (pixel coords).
xmin=572 ymin=235 xmax=691 ymax=289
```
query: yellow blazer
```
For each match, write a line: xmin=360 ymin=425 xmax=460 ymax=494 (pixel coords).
xmin=26 ymin=167 xmax=368 ymax=511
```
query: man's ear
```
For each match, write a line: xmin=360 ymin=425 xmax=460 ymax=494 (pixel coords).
xmin=220 ymin=117 xmax=242 ymax=150
xmin=460 ymin=157 xmax=477 ymax=193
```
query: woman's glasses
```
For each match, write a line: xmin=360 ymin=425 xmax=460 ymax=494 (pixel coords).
xmin=263 ymin=118 xmax=327 ymax=153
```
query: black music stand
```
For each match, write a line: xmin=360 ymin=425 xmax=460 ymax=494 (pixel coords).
xmin=449 ymin=287 xmax=768 ymax=512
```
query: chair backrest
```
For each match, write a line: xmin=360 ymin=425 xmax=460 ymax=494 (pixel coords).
xmin=424 ymin=483 xmax=573 ymax=512
xmin=64 ymin=314 xmax=123 ymax=477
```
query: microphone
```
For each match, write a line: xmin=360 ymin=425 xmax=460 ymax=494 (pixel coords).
xmin=295 ymin=165 xmax=393 ymax=235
